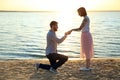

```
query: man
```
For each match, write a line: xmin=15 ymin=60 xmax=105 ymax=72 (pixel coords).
xmin=35 ymin=21 xmax=72 ymax=73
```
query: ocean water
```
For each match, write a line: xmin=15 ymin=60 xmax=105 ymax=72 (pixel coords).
xmin=0 ymin=11 xmax=120 ymax=59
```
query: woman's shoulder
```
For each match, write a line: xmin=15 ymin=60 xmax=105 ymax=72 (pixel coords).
xmin=84 ymin=16 xmax=89 ymax=19
xmin=84 ymin=16 xmax=90 ymax=22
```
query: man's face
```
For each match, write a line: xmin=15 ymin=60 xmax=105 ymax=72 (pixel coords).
xmin=53 ymin=24 xmax=58 ymax=31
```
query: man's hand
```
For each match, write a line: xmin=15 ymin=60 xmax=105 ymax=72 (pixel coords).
xmin=65 ymin=30 xmax=72 ymax=35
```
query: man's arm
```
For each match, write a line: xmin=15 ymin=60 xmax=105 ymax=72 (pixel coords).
xmin=51 ymin=33 xmax=67 ymax=44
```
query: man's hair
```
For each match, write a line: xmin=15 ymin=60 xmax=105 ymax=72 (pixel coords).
xmin=78 ymin=7 xmax=87 ymax=16
xmin=50 ymin=21 xmax=58 ymax=28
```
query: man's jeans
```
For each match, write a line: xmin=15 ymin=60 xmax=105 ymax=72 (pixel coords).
xmin=39 ymin=53 xmax=68 ymax=70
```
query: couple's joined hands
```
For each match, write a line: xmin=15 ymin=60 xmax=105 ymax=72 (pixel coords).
xmin=65 ymin=29 xmax=73 ymax=35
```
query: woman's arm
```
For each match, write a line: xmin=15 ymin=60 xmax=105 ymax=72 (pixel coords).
xmin=72 ymin=18 xmax=87 ymax=31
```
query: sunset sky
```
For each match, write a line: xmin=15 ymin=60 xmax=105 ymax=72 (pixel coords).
xmin=0 ymin=0 xmax=120 ymax=11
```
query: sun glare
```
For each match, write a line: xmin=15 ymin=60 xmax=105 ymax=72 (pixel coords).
xmin=0 ymin=0 xmax=120 ymax=11
xmin=49 ymin=0 xmax=104 ymax=12
xmin=76 ymin=0 xmax=103 ymax=11
xmin=56 ymin=11 xmax=74 ymax=32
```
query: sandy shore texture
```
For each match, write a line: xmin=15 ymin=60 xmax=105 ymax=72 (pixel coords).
xmin=0 ymin=58 xmax=120 ymax=80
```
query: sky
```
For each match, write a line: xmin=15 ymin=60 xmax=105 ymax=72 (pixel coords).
xmin=0 ymin=0 xmax=120 ymax=11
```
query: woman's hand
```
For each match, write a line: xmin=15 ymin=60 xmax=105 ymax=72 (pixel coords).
xmin=65 ymin=30 xmax=73 ymax=35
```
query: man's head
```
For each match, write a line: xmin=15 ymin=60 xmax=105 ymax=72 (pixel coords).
xmin=50 ymin=21 xmax=58 ymax=31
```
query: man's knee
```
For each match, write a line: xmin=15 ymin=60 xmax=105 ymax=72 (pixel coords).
xmin=63 ymin=56 xmax=68 ymax=62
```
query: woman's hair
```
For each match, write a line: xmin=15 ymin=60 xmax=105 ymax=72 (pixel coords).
xmin=78 ymin=7 xmax=87 ymax=16
xmin=50 ymin=21 xmax=58 ymax=28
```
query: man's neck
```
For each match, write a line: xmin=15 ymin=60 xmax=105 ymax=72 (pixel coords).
xmin=51 ymin=29 xmax=55 ymax=32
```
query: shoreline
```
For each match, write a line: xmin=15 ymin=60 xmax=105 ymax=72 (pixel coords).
xmin=0 ymin=58 xmax=120 ymax=80
xmin=0 ymin=57 xmax=120 ymax=61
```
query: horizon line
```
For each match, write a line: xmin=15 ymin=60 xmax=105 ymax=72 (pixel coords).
xmin=0 ymin=10 xmax=120 ymax=12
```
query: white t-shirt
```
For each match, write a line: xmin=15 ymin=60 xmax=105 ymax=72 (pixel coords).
xmin=82 ymin=16 xmax=90 ymax=32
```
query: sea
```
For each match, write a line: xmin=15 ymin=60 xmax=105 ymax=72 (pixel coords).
xmin=0 ymin=11 xmax=120 ymax=60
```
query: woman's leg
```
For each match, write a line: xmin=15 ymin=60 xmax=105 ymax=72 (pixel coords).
xmin=86 ymin=58 xmax=90 ymax=68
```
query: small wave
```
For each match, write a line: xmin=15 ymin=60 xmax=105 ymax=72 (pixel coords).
xmin=58 ymin=50 xmax=79 ymax=54
xmin=0 ymin=52 xmax=46 ymax=59
xmin=107 ymin=42 xmax=120 ymax=45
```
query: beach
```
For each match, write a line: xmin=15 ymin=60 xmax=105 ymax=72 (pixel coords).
xmin=0 ymin=58 xmax=120 ymax=80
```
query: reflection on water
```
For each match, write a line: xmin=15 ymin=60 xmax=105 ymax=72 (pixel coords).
xmin=0 ymin=12 xmax=120 ymax=59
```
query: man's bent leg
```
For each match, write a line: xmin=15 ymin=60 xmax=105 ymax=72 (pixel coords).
xmin=56 ymin=54 xmax=68 ymax=69
xmin=47 ymin=53 xmax=56 ymax=69
xmin=51 ymin=53 xmax=68 ymax=69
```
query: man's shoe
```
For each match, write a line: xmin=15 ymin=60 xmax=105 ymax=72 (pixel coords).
xmin=49 ymin=67 xmax=58 ymax=74
xmin=34 ymin=63 xmax=39 ymax=73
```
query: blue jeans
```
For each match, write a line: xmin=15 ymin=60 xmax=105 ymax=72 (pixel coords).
xmin=39 ymin=53 xmax=68 ymax=70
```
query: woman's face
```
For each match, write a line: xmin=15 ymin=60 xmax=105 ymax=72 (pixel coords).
xmin=78 ymin=11 xmax=82 ymax=17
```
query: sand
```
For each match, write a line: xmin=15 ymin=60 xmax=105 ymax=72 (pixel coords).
xmin=0 ymin=58 xmax=120 ymax=80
